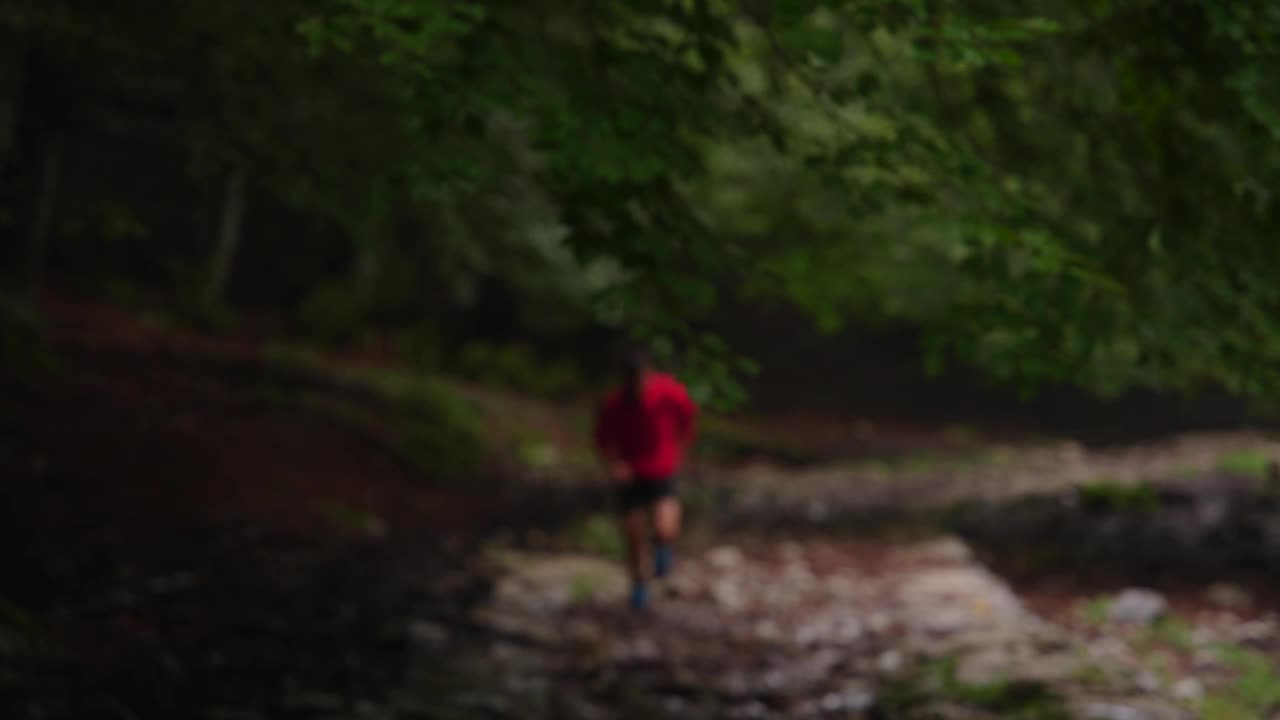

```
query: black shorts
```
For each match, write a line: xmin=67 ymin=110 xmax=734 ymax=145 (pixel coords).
xmin=617 ymin=476 xmax=677 ymax=512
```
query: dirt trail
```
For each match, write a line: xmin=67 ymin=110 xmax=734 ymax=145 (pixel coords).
xmin=5 ymin=299 xmax=1280 ymax=719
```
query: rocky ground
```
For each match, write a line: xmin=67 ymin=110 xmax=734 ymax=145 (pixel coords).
xmin=4 ymin=299 xmax=1280 ymax=719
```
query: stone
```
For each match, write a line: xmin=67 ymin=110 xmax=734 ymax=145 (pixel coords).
xmin=877 ymin=649 xmax=905 ymax=674
xmin=1108 ymin=589 xmax=1168 ymax=626
xmin=1075 ymin=699 xmax=1187 ymax=720
xmin=779 ymin=541 xmax=805 ymax=561
xmin=1206 ymin=583 xmax=1253 ymax=610
xmin=867 ymin=611 xmax=893 ymax=635
xmin=707 ymin=546 xmax=744 ymax=571
xmin=896 ymin=537 xmax=975 ymax=565
xmin=487 ymin=553 xmax=628 ymax=616
xmin=754 ymin=619 xmax=782 ymax=642
xmin=1078 ymin=703 xmax=1143 ymax=720
xmin=955 ymin=647 xmax=1019 ymax=686
xmin=1135 ymin=670 xmax=1162 ymax=693
xmin=1229 ymin=619 xmax=1277 ymax=644
xmin=406 ymin=619 xmax=448 ymax=648
xmin=1172 ymin=677 xmax=1204 ymax=702
xmin=711 ymin=578 xmax=749 ymax=612
xmin=825 ymin=575 xmax=858 ymax=600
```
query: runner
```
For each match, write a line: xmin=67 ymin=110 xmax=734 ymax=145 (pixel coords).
xmin=593 ymin=347 xmax=698 ymax=611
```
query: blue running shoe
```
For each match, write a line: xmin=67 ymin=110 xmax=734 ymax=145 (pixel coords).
xmin=629 ymin=583 xmax=649 ymax=611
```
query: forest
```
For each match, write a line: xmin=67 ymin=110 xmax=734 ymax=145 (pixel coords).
xmin=4 ymin=1 xmax=1280 ymax=718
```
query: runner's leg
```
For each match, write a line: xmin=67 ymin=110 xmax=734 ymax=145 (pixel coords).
xmin=652 ymin=492 xmax=680 ymax=577
xmin=622 ymin=504 xmax=650 ymax=608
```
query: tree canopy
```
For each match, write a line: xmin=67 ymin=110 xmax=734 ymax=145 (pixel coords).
xmin=4 ymin=0 xmax=1280 ymax=407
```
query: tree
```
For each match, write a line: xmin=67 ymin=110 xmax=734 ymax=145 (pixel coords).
xmin=6 ymin=0 xmax=1280 ymax=407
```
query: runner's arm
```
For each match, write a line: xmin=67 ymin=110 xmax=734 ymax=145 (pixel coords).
xmin=593 ymin=401 xmax=632 ymax=481
xmin=674 ymin=383 xmax=698 ymax=447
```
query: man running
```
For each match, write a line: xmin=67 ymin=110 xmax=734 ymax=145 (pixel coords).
xmin=593 ymin=347 xmax=698 ymax=611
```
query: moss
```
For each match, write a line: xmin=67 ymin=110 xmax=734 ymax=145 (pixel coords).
xmin=1076 ymin=478 xmax=1159 ymax=512
xmin=1216 ymin=644 xmax=1280 ymax=712
xmin=1217 ymin=448 xmax=1273 ymax=478
xmin=1078 ymin=596 xmax=1111 ymax=626
xmin=567 ymin=513 xmax=625 ymax=561
xmin=875 ymin=656 xmax=1071 ymax=719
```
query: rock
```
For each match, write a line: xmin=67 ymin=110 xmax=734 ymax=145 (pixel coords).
xmin=955 ymin=647 xmax=1018 ymax=686
xmin=1172 ymin=678 xmax=1204 ymax=702
xmin=406 ymin=619 xmax=448 ymax=648
xmin=666 ymin=569 xmax=703 ymax=598
xmin=754 ymin=619 xmax=782 ymax=641
xmin=1190 ymin=647 xmax=1222 ymax=672
xmin=1206 ymin=583 xmax=1253 ymax=610
xmin=781 ymin=562 xmax=817 ymax=592
xmin=818 ymin=684 xmax=875 ymax=713
xmin=1075 ymin=699 xmax=1188 ymax=720
xmin=793 ymin=612 xmax=863 ymax=647
xmin=825 ymin=574 xmax=858 ymax=600
xmin=563 ymin=619 xmax=603 ymax=647
xmin=729 ymin=701 xmax=769 ymax=719
xmin=867 ymin=611 xmax=893 ymax=635
xmin=707 ymin=546 xmax=744 ymax=571
xmin=1078 ymin=703 xmax=1144 ymax=720
xmin=1228 ymin=619 xmax=1277 ymax=644
xmin=778 ymin=541 xmax=805 ymax=561
xmin=877 ymin=649 xmax=905 ymax=674
xmin=1135 ymin=670 xmax=1162 ymax=693
xmin=711 ymin=578 xmax=749 ymax=612
xmin=895 ymin=537 xmax=974 ymax=565
xmin=487 ymin=553 xmax=628 ymax=616
xmin=1108 ymin=589 xmax=1168 ymax=626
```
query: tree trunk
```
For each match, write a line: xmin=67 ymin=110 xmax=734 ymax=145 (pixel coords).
xmin=27 ymin=136 xmax=62 ymax=298
xmin=0 ymin=41 xmax=23 ymax=172
xmin=205 ymin=169 xmax=247 ymax=305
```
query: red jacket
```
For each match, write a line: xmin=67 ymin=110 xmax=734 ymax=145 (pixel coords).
xmin=594 ymin=372 xmax=697 ymax=480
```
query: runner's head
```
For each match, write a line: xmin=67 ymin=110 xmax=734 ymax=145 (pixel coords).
xmin=621 ymin=346 xmax=651 ymax=402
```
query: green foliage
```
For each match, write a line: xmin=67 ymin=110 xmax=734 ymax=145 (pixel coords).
xmin=1077 ymin=596 xmax=1111 ymax=627
xmin=1076 ymin=478 xmax=1160 ymax=513
xmin=1139 ymin=616 xmax=1194 ymax=653
xmin=456 ymin=342 xmax=579 ymax=400
xmin=1217 ymin=449 xmax=1274 ymax=478
xmin=12 ymin=0 xmax=1280 ymax=404
xmin=0 ymin=599 xmax=44 ymax=659
xmin=311 ymin=501 xmax=388 ymax=539
xmin=1200 ymin=645 xmax=1280 ymax=718
xmin=567 ymin=514 xmax=625 ymax=561
xmin=0 ymin=297 xmax=57 ymax=380
xmin=265 ymin=346 xmax=489 ymax=480
xmin=877 ymin=655 xmax=1070 ymax=719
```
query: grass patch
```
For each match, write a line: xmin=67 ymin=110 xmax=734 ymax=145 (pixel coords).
xmin=569 ymin=573 xmax=603 ymax=604
xmin=876 ymin=656 xmax=1071 ymax=719
xmin=1140 ymin=615 xmax=1194 ymax=652
xmin=1077 ymin=596 xmax=1112 ymax=626
xmin=311 ymin=501 xmax=388 ymax=538
xmin=567 ymin=513 xmax=625 ymax=560
xmin=0 ymin=297 xmax=60 ymax=380
xmin=303 ymin=392 xmax=486 ymax=481
xmin=0 ymin=599 xmax=44 ymax=658
xmin=1206 ymin=644 xmax=1280 ymax=715
xmin=263 ymin=345 xmax=493 ymax=480
xmin=1217 ymin=448 xmax=1274 ymax=478
xmin=1076 ymin=477 xmax=1160 ymax=512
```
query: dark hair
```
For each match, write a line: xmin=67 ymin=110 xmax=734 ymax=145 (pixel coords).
xmin=622 ymin=346 xmax=652 ymax=375
xmin=621 ymin=346 xmax=651 ymax=402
